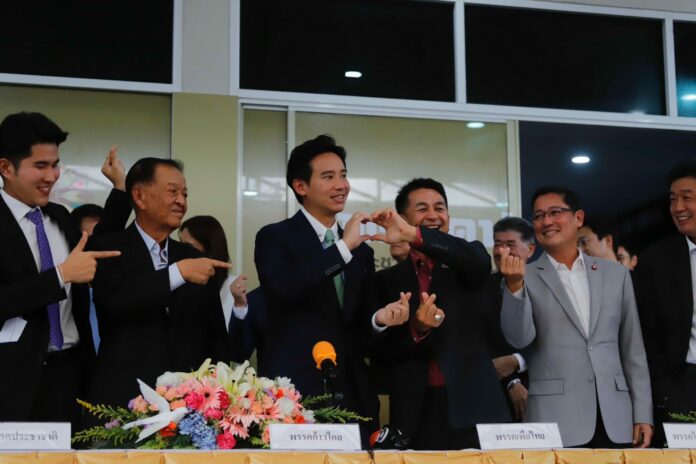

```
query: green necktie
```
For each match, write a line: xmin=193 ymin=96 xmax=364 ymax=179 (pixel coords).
xmin=323 ymin=229 xmax=345 ymax=308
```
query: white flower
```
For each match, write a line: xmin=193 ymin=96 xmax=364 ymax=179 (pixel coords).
xmin=302 ymin=410 xmax=315 ymax=423
xmin=275 ymin=377 xmax=293 ymax=389
xmin=230 ymin=360 xmax=250 ymax=383
xmin=277 ymin=397 xmax=295 ymax=416
xmin=155 ymin=371 xmax=189 ymax=388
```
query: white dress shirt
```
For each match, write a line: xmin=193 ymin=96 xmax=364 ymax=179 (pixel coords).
xmin=134 ymin=221 xmax=185 ymax=291
xmin=685 ymin=237 xmax=696 ymax=364
xmin=300 ymin=207 xmax=352 ymax=264
xmin=1 ymin=189 xmax=78 ymax=351
xmin=547 ymin=250 xmax=591 ymax=336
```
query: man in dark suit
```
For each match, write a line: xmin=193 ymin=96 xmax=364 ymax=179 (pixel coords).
xmin=0 ymin=112 xmax=127 ymax=431
xmin=254 ymin=135 xmax=409 ymax=443
xmin=486 ymin=216 xmax=536 ymax=421
xmin=88 ymin=157 xmax=232 ymax=411
xmin=371 ymin=178 xmax=511 ymax=450
xmin=635 ymin=161 xmax=696 ymax=445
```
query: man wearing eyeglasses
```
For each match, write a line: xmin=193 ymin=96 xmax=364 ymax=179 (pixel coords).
xmin=499 ymin=186 xmax=653 ymax=448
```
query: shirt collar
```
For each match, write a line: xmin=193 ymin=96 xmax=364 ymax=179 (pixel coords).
xmin=1 ymin=188 xmax=36 ymax=223
xmin=300 ymin=207 xmax=339 ymax=243
xmin=134 ymin=220 xmax=169 ymax=255
xmin=687 ymin=236 xmax=696 ymax=253
xmin=547 ymin=248 xmax=586 ymax=272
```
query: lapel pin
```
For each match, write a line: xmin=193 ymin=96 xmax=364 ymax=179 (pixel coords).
xmin=591 ymin=264 xmax=598 ymax=271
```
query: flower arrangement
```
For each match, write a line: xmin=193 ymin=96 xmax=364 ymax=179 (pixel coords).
xmin=74 ymin=359 xmax=367 ymax=449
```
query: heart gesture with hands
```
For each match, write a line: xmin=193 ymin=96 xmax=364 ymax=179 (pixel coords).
xmin=370 ymin=208 xmax=418 ymax=244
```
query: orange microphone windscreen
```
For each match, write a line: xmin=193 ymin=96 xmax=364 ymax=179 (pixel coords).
xmin=312 ymin=341 xmax=337 ymax=370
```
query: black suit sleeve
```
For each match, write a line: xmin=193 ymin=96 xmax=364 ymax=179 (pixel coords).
xmin=91 ymin=189 xmax=131 ymax=239
xmin=417 ymin=227 xmax=492 ymax=288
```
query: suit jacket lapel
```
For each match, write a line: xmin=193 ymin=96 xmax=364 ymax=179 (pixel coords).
xmin=0 ymin=195 xmax=39 ymax=275
xmin=584 ymin=255 xmax=603 ymax=339
xmin=290 ymin=212 xmax=341 ymax=319
xmin=536 ymin=253 xmax=588 ymax=341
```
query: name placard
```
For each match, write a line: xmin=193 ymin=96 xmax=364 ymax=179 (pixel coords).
xmin=0 ymin=422 xmax=71 ymax=450
xmin=663 ymin=423 xmax=696 ymax=448
xmin=269 ymin=423 xmax=361 ymax=450
xmin=476 ymin=423 xmax=563 ymax=450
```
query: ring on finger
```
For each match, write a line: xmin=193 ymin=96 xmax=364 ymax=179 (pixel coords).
xmin=434 ymin=314 xmax=443 ymax=322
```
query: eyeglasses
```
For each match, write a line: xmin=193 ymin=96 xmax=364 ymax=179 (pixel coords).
xmin=531 ymin=207 xmax=573 ymax=223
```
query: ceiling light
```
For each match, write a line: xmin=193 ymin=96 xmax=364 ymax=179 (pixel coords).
xmin=571 ymin=155 xmax=590 ymax=165
xmin=345 ymin=71 xmax=362 ymax=78
xmin=242 ymin=190 xmax=258 ymax=197
xmin=682 ymin=94 xmax=696 ymax=101
xmin=467 ymin=122 xmax=485 ymax=129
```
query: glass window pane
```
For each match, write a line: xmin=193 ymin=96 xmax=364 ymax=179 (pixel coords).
xmin=242 ymin=109 xmax=288 ymax=288
xmin=465 ymin=5 xmax=665 ymax=114
xmin=675 ymin=21 xmax=696 ymax=117
xmin=241 ymin=0 xmax=455 ymax=101
xmin=0 ymin=1 xmax=173 ymax=83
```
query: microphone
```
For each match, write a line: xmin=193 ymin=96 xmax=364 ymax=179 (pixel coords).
xmin=312 ymin=341 xmax=344 ymax=404
xmin=369 ymin=425 xmax=410 ymax=450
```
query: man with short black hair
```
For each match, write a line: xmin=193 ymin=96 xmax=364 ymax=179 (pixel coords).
xmin=371 ymin=177 xmax=510 ymax=449
xmin=0 ymin=112 xmax=126 ymax=429
xmin=488 ymin=216 xmax=536 ymax=421
xmin=577 ymin=214 xmax=619 ymax=262
xmin=635 ymin=161 xmax=696 ymax=445
xmin=254 ymin=135 xmax=409 ymax=444
xmin=88 ymin=157 xmax=232 ymax=411
xmin=500 ymin=186 xmax=652 ymax=448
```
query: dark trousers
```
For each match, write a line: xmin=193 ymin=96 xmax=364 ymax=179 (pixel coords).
xmin=411 ymin=387 xmax=480 ymax=450
xmin=30 ymin=347 xmax=83 ymax=433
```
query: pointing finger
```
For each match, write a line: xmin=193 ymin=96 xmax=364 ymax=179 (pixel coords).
xmin=90 ymin=250 xmax=122 ymax=259
xmin=209 ymin=259 xmax=233 ymax=269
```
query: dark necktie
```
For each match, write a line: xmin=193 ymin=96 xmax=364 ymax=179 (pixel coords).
xmin=26 ymin=208 xmax=64 ymax=349
xmin=323 ymin=229 xmax=345 ymax=308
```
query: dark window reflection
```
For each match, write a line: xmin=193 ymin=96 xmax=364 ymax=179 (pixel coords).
xmin=675 ymin=21 xmax=696 ymax=117
xmin=241 ymin=0 xmax=455 ymax=101
xmin=0 ymin=0 xmax=173 ymax=84
xmin=520 ymin=122 xmax=696 ymax=254
xmin=466 ymin=5 xmax=665 ymax=114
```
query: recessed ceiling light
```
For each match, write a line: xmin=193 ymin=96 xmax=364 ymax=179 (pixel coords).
xmin=242 ymin=190 xmax=258 ymax=197
xmin=682 ymin=94 xmax=696 ymax=101
xmin=571 ymin=155 xmax=590 ymax=164
xmin=467 ymin=122 xmax=485 ymax=129
xmin=345 ymin=71 xmax=362 ymax=78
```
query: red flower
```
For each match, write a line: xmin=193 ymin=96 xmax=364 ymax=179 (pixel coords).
xmin=185 ymin=391 xmax=205 ymax=410
xmin=217 ymin=391 xmax=230 ymax=410
xmin=216 ymin=432 xmax=237 ymax=449
xmin=159 ymin=422 xmax=177 ymax=438
xmin=276 ymin=388 xmax=284 ymax=399
xmin=204 ymin=408 xmax=223 ymax=420
xmin=294 ymin=414 xmax=305 ymax=424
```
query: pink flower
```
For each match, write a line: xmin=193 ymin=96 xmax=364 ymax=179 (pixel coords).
xmin=156 ymin=386 xmax=167 ymax=396
xmin=262 ymin=426 xmax=271 ymax=444
xmin=163 ymin=388 xmax=179 ymax=401
xmin=130 ymin=395 xmax=150 ymax=414
xmin=170 ymin=399 xmax=186 ymax=410
xmin=218 ymin=391 xmax=230 ymax=410
xmin=204 ymin=408 xmax=223 ymax=420
xmin=216 ymin=432 xmax=237 ymax=449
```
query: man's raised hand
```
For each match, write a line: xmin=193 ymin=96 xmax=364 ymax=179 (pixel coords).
xmin=60 ymin=232 xmax=121 ymax=283
xmin=101 ymin=145 xmax=126 ymax=191
xmin=342 ymin=212 xmax=372 ymax=250
xmin=499 ymin=246 xmax=525 ymax=293
xmin=370 ymin=208 xmax=417 ymax=244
